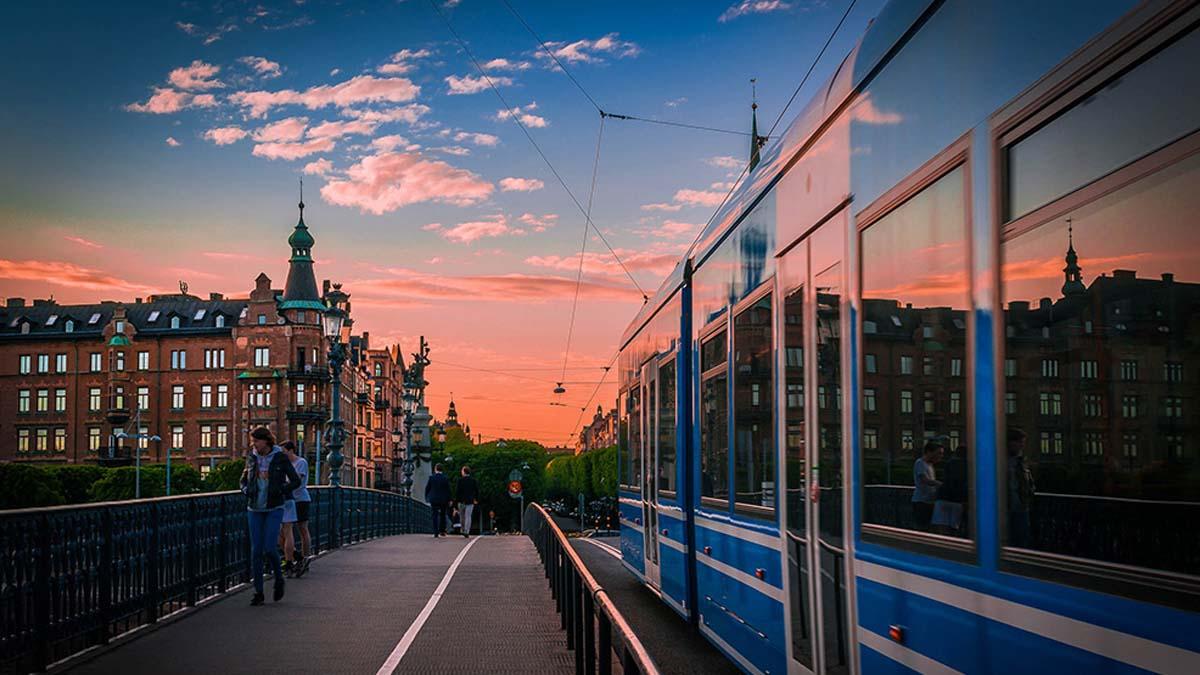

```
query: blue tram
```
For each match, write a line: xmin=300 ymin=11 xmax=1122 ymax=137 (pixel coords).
xmin=615 ymin=0 xmax=1200 ymax=672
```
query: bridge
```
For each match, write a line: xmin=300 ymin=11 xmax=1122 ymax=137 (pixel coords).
xmin=0 ymin=489 xmax=737 ymax=675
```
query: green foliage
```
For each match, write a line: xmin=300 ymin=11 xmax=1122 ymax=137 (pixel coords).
xmin=0 ymin=464 xmax=65 ymax=509
xmin=544 ymin=445 xmax=617 ymax=501
xmin=88 ymin=464 xmax=204 ymax=502
xmin=204 ymin=459 xmax=247 ymax=492
xmin=49 ymin=465 xmax=107 ymax=504
xmin=433 ymin=436 xmax=549 ymax=532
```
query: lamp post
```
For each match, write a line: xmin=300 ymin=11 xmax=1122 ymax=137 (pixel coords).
xmin=322 ymin=285 xmax=349 ymax=487
xmin=116 ymin=429 xmax=162 ymax=499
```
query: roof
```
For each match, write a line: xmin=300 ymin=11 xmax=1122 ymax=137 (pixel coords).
xmin=0 ymin=296 xmax=248 ymax=342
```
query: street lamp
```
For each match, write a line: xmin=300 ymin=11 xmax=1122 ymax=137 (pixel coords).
xmin=116 ymin=429 xmax=162 ymax=499
xmin=323 ymin=284 xmax=349 ymax=487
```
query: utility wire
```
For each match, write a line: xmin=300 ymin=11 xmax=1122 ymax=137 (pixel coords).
xmin=604 ymin=112 xmax=765 ymax=138
xmin=560 ymin=115 xmax=606 ymax=385
xmin=565 ymin=348 xmax=621 ymax=438
xmin=428 ymin=0 xmax=648 ymax=300
xmin=500 ymin=0 xmax=602 ymax=114
xmin=685 ymin=0 xmax=859 ymax=259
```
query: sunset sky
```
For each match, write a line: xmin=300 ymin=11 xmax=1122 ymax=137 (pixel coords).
xmin=0 ymin=0 xmax=884 ymax=446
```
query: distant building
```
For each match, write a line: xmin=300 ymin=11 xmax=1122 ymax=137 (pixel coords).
xmin=577 ymin=405 xmax=617 ymax=454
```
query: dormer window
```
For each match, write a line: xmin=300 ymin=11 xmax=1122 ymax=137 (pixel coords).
xmin=65 ymin=320 xmax=74 ymax=333
xmin=148 ymin=310 xmax=160 ymax=322
xmin=215 ymin=314 xmax=225 ymax=328
xmin=115 ymin=320 xmax=125 ymax=334
xmin=88 ymin=313 xmax=101 ymax=324
xmin=46 ymin=314 xmax=58 ymax=326
xmin=258 ymin=314 xmax=267 ymax=325
xmin=20 ymin=322 xmax=30 ymax=334
xmin=240 ymin=307 xmax=248 ymax=319
xmin=194 ymin=309 xmax=206 ymax=321
xmin=170 ymin=316 xmax=181 ymax=329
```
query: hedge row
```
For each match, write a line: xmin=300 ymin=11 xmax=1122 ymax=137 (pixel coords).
xmin=544 ymin=445 xmax=617 ymax=502
xmin=0 ymin=461 xmax=244 ymax=510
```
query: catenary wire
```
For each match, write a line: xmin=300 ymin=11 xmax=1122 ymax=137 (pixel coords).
xmin=560 ymin=115 xmax=606 ymax=385
xmin=427 ymin=0 xmax=647 ymax=300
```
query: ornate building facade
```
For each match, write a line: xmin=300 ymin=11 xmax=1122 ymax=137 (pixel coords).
xmin=576 ymin=405 xmax=617 ymax=454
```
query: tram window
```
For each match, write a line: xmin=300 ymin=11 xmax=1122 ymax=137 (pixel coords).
xmin=700 ymin=330 xmax=729 ymax=504
xmin=861 ymin=165 xmax=971 ymax=539
xmin=618 ymin=390 xmax=633 ymax=488
xmin=628 ymin=384 xmax=642 ymax=492
xmin=734 ymin=293 xmax=774 ymax=513
xmin=784 ymin=287 xmax=805 ymax=535
xmin=1006 ymin=27 xmax=1200 ymax=219
xmin=1001 ymin=145 xmax=1200 ymax=582
xmin=658 ymin=359 xmax=676 ymax=497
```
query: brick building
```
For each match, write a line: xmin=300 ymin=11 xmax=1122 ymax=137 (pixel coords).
xmin=576 ymin=405 xmax=617 ymax=454
xmin=0 ymin=200 xmax=408 ymax=487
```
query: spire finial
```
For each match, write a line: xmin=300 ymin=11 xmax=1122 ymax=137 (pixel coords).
xmin=751 ymin=77 xmax=758 ymax=111
xmin=299 ymin=176 xmax=305 ymax=213
xmin=1066 ymin=216 xmax=1073 ymax=247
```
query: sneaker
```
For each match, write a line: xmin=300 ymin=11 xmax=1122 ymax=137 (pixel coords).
xmin=273 ymin=579 xmax=285 ymax=602
xmin=295 ymin=557 xmax=310 ymax=578
xmin=250 ymin=593 xmax=265 ymax=606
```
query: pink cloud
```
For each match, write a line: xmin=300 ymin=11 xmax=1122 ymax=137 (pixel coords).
xmin=525 ymin=247 xmax=679 ymax=278
xmin=252 ymin=116 xmax=308 ymax=143
xmin=640 ymin=202 xmax=682 ymax=212
xmin=371 ymin=135 xmax=410 ymax=151
xmin=534 ymin=33 xmax=640 ymax=64
xmin=705 ymin=155 xmax=744 ymax=169
xmin=483 ymin=58 xmax=531 ymax=71
xmin=320 ymin=151 xmax=493 ymax=214
xmin=432 ymin=146 xmax=471 ymax=156
xmin=238 ymin=56 xmax=282 ymax=79
xmin=341 ymin=104 xmax=430 ymax=125
xmin=126 ymin=88 xmax=199 ymax=114
xmin=354 ymin=271 xmax=641 ymax=303
xmin=204 ymin=126 xmax=249 ymax=145
xmin=518 ymin=213 xmax=558 ymax=232
xmin=64 ymin=235 xmax=103 ymax=249
xmin=442 ymin=215 xmax=515 ymax=244
xmin=252 ymin=137 xmax=335 ymax=160
xmin=499 ymin=177 xmax=544 ymax=192
xmin=203 ymin=251 xmax=269 ymax=262
xmin=168 ymin=60 xmax=223 ymax=90
xmin=673 ymin=188 xmax=725 ymax=207
xmin=190 ymin=94 xmax=217 ymax=108
xmin=307 ymin=119 xmax=377 ymax=140
xmin=454 ymin=131 xmax=500 ymax=147
xmin=230 ymin=75 xmax=421 ymax=118
xmin=495 ymin=102 xmax=548 ymax=128
xmin=422 ymin=223 xmax=444 ymax=232
xmin=850 ymin=96 xmax=903 ymax=125
xmin=303 ymin=158 xmax=333 ymax=175
xmin=165 ymin=137 xmax=181 ymax=147
xmin=377 ymin=48 xmax=433 ymax=75
xmin=446 ymin=74 xmax=512 ymax=95
xmin=0 ymin=259 xmax=156 ymax=293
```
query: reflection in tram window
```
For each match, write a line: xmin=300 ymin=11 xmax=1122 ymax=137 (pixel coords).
xmin=734 ymin=293 xmax=774 ymax=512
xmin=628 ymin=384 xmax=642 ymax=491
xmin=618 ymin=390 xmax=634 ymax=490
xmin=782 ymin=283 xmax=812 ymax=668
xmin=1001 ymin=149 xmax=1200 ymax=578
xmin=860 ymin=166 xmax=971 ymax=539
xmin=700 ymin=330 xmax=729 ymax=503
xmin=658 ymin=359 xmax=677 ymax=497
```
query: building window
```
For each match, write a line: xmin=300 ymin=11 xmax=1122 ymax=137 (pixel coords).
xmin=1004 ymin=392 xmax=1017 ymax=415
xmin=1039 ymin=431 xmax=1064 ymax=455
xmin=201 ymin=424 xmax=213 ymax=448
xmin=1005 ymin=358 xmax=1017 ymax=377
xmin=786 ymin=347 xmax=803 ymax=368
xmin=18 ymin=389 xmax=31 ymax=413
xmin=1121 ymin=395 xmax=1139 ymax=418
xmin=54 ymin=428 xmax=66 ymax=452
xmin=36 ymin=389 xmax=49 ymax=413
xmin=901 ymin=429 xmax=914 ymax=451
xmin=1039 ymin=392 xmax=1062 ymax=416
xmin=865 ymin=353 xmax=877 ymax=374
xmin=201 ymin=384 xmax=212 ymax=408
xmin=55 ymin=354 xmax=67 ymax=373
xmin=115 ymin=351 xmax=125 ymax=372
xmin=786 ymin=383 xmax=803 ymax=409
xmin=1119 ymin=359 xmax=1138 ymax=381
xmin=171 ymin=425 xmax=184 ymax=450
xmin=1163 ymin=362 xmax=1183 ymax=383
xmin=18 ymin=429 xmax=30 ymax=452
xmin=204 ymin=348 xmax=225 ymax=369
xmin=1083 ymin=394 xmax=1102 ymax=417
xmin=1041 ymin=359 xmax=1058 ymax=378
xmin=699 ymin=330 xmax=727 ymax=503
xmin=215 ymin=314 xmax=225 ymax=328
xmin=35 ymin=428 xmax=48 ymax=452
xmin=863 ymin=388 xmax=877 ymax=412
xmin=900 ymin=390 xmax=913 ymax=414
xmin=137 ymin=426 xmax=149 ymax=450
xmin=923 ymin=391 xmax=936 ymax=414
xmin=88 ymin=427 xmax=101 ymax=452
xmin=1165 ymin=435 xmax=1184 ymax=460
xmin=900 ymin=355 xmax=913 ymax=375
xmin=950 ymin=357 xmax=962 ymax=377
xmin=65 ymin=320 xmax=74 ymax=333
xmin=216 ymin=425 xmax=229 ymax=448
xmin=217 ymin=384 xmax=229 ymax=408
xmin=138 ymin=351 xmax=150 ymax=370
xmin=37 ymin=354 xmax=49 ymax=373
xmin=89 ymin=388 xmax=102 ymax=412
xmin=1122 ymin=434 xmax=1138 ymax=458
xmin=172 ymin=385 xmax=185 ymax=410
xmin=250 ymin=383 xmax=271 ymax=407
xmin=171 ymin=350 xmax=187 ymax=370
xmin=922 ymin=356 xmax=935 ymax=376
xmin=114 ymin=320 xmax=125 ymax=334
xmin=137 ymin=386 xmax=150 ymax=411
xmin=817 ymin=385 xmax=828 ymax=410
xmin=258 ymin=314 xmax=267 ymax=325
xmin=19 ymin=355 xmax=31 ymax=374
xmin=113 ymin=386 xmax=125 ymax=410
xmin=863 ymin=428 xmax=879 ymax=450
xmin=1162 ymin=396 xmax=1182 ymax=418
xmin=296 ymin=383 xmax=307 ymax=406
xmin=54 ymin=389 xmax=66 ymax=413
xmin=170 ymin=316 xmax=181 ymax=329
xmin=374 ymin=362 xmax=382 ymax=377
xmin=733 ymin=293 xmax=773 ymax=512
xmin=950 ymin=391 xmax=961 ymax=415
xmin=90 ymin=353 xmax=102 ymax=372
xmin=255 ymin=347 xmax=270 ymax=367
xmin=1079 ymin=360 xmax=1098 ymax=379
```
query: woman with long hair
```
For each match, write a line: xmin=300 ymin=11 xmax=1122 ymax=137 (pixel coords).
xmin=240 ymin=427 xmax=301 ymax=605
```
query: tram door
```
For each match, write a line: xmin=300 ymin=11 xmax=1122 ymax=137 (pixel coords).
xmin=780 ymin=212 xmax=853 ymax=675
xmin=641 ymin=360 xmax=661 ymax=586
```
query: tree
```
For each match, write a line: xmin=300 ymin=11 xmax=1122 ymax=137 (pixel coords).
xmin=49 ymin=465 xmax=106 ymax=504
xmin=0 ymin=464 xmax=64 ymax=509
xmin=88 ymin=464 xmax=204 ymax=502
xmin=204 ymin=459 xmax=247 ymax=492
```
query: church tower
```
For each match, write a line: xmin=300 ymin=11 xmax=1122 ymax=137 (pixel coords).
xmin=1061 ymin=217 xmax=1086 ymax=297
xmin=280 ymin=181 xmax=324 ymax=313
xmin=445 ymin=398 xmax=460 ymax=428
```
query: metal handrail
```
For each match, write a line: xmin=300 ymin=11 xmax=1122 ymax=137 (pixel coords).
xmin=525 ymin=502 xmax=661 ymax=675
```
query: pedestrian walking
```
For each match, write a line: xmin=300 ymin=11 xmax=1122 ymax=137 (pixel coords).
xmin=278 ymin=441 xmax=313 ymax=577
xmin=456 ymin=465 xmax=479 ymax=538
xmin=425 ymin=463 xmax=451 ymax=537
xmin=240 ymin=427 xmax=301 ymax=606
xmin=911 ymin=440 xmax=944 ymax=530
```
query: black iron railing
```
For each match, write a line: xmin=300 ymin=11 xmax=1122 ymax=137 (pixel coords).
xmin=524 ymin=503 xmax=659 ymax=675
xmin=0 ymin=487 xmax=430 ymax=674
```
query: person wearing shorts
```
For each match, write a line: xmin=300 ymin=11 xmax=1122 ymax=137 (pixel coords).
xmin=279 ymin=441 xmax=313 ymax=577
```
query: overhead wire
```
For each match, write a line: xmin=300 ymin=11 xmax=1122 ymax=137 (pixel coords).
xmin=560 ymin=114 xmax=606 ymax=386
xmin=427 ymin=0 xmax=648 ymax=300
xmin=499 ymin=0 xmax=602 ymax=114
xmin=603 ymin=112 xmax=765 ymax=138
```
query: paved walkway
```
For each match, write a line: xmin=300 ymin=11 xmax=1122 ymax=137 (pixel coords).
xmin=571 ymin=536 xmax=741 ymax=675
xmin=64 ymin=535 xmax=572 ymax=675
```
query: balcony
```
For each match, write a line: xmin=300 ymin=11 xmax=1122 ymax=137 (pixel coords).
xmin=105 ymin=406 xmax=130 ymax=426
xmin=356 ymin=392 xmax=370 ymax=404
xmin=286 ymin=405 xmax=329 ymax=421
xmin=374 ymin=396 xmax=388 ymax=411
xmin=287 ymin=365 xmax=326 ymax=380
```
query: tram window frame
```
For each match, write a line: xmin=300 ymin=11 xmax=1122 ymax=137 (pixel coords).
xmin=856 ymin=133 xmax=976 ymax=561
xmin=992 ymin=4 xmax=1200 ymax=609
xmin=657 ymin=352 xmax=678 ymax=501
xmin=618 ymin=386 xmax=640 ymax=493
xmin=731 ymin=282 xmax=776 ymax=518
xmin=699 ymin=320 xmax=731 ymax=510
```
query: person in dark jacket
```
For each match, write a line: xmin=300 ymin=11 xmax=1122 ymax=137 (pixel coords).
xmin=455 ymin=465 xmax=479 ymax=538
xmin=240 ymin=427 xmax=302 ymax=605
xmin=425 ymin=463 xmax=452 ymax=537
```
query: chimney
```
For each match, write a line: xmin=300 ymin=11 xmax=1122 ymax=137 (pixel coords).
xmin=6 ymin=297 xmax=25 ymax=308
xmin=1113 ymin=269 xmax=1136 ymax=281
xmin=33 ymin=299 xmax=52 ymax=307
xmin=1162 ymin=272 xmax=1174 ymax=283
xmin=210 ymin=292 xmax=224 ymax=300
xmin=323 ymin=279 xmax=331 ymax=296
xmin=1008 ymin=301 xmax=1030 ymax=313
xmin=135 ymin=297 xmax=143 ymax=304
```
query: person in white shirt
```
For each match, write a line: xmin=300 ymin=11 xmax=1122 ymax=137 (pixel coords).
xmin=911 ymin=440 xmax=944 ymax=530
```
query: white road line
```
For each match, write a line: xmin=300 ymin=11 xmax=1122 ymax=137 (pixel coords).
xmin=375 ymin=537 xmax=482 ymax=675
xmin=582 ymin=538 xmax=622 ymax=560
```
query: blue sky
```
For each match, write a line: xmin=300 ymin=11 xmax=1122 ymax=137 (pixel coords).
xmin=0 ymin=0 xmax=885 ymax=445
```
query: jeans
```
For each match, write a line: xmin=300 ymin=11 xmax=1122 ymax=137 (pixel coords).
xmin=247 ymin=508 xmax=285 ymax=594
xmin=431 ymin=502 xmax=448 ymax=535
xmin=460 ymin=504 xmax=474 ymax=535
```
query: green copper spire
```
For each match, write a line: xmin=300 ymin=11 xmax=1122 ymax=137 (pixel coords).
xmin=281 ymin=180 xmax=323 ymax=310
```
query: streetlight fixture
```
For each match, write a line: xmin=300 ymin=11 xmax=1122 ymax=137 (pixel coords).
xmin=322 ymin=284 xmax=349 ymax=487
xmin=115 ymin=428 xmax=162 ymax=499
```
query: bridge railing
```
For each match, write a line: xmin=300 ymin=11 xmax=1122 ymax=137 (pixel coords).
xmin=0 ymin=486 xmax=430 ymax=675
xmin=524 ymin=503 xmax=660 ymax=675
